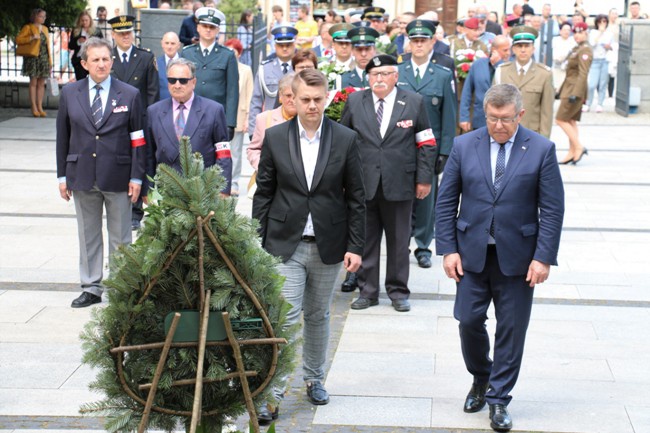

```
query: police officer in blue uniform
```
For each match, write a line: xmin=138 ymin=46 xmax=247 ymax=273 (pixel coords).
xmin=339 ymin=26 xmax=380 ymax=89
xmin=397 ymin=19 xmax=457 ymax=268
xmin=108 ymin=15 xmax=159 ymax=231
xmin=247 ymin=26 xmax=297 ymax=136
xmin=181 ymin=7 xmax=239 ymax=139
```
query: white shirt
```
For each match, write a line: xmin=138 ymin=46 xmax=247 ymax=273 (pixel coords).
xmin=165 ymin=53 xmax=180 ymax=65
xmin=297 ymin=116 xmax=324 ymax=237
xmin=410 ymin=59 xmax=428 ymax=83
xmin=88 ymin=75 xmax=111 ymax=114
xmin=199 ymin=41 xmax=216 ymax=56
xmin=355 ymin=66 xmax=366 ymax=82
xmin=494 ymin=58 xmax=532 ymax=83
xmin=116 ymin=46 xmax=133 ymax=63
xmin=488 ymin=128 xmax=517 ymax=243
xmin=372 ymin=87 xmax=397 ymax=139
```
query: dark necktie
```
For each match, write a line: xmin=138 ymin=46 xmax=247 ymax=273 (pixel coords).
xmin=203 ymin=48 xmax=209 ymax=57
xmin=376 ymin=98 xmax=384 ymax=128
xmin=362 ymin=71 xmax=367 ymax=86
xmin=122 ymin=52 xmax=128 ymax=64
xmin=175 ymin=104 xmax=186 ymax=140
xmin=281 ymin=62 xmax=289 ymax=74
xmin=415 ymin=68 xmax=421 ymax=85
xmin=91 ymin=84 xmax=103 ymax=126
xmin=490 ymin=142 xmax=507 ymax=238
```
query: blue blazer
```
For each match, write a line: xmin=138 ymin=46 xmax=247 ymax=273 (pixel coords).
xmin=157 ymin=55 xmax=170 ymax=100
xmin=459 ymin=57 xmax=494 ymax=129
xmin=146 ymin=95 xmax=232 ymax=193
xmin=56 ymin=78 xmax=145 ymax=192
xmin=435 ymin=126 xmax=564 ymax=276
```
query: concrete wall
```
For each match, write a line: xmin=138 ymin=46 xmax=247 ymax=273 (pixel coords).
xmin=625 ymin=20 xmax=650 ymax=112
xmin=139 ymin=8 xmax=188 ymax=57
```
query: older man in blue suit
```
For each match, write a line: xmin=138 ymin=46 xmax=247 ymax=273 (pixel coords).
xmin=56 ymin=37 xmax=146 ymax=308
xmin=435 ymin=84 xmax=564 ymax=432
xmin=157 ymin=32 xmax=181 ymax=100
xmin=459 ymin=35 xmax=511 ymax=132
xmin=145 ymin=57 xmax=231 ymax=195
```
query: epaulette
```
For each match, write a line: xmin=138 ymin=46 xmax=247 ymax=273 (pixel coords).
xmin=500 ymin=61 xmax=512 ymax=67
xmin=182 ymin=44 xmax=196 ymax=51
xmin=535 ymin=62 xmax=551 ymax=71
xmin=261 ymin=58 xmax=273 ymax=65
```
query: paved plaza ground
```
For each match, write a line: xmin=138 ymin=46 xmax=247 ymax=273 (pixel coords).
xmin=1 ymin=100 xmax=650 ymax=433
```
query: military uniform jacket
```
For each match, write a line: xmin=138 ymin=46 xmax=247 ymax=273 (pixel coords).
xmin=247 ymin=57 xmax=292 ymax=135
xmin=56 ymin=78 xmax=146 ymax=192
xmin=559 ymin=42 xmax=593 ymax=102
xmin=340 ymin=88 xmax=436 ymax=201
xmin=111 ymin=46 xmax=159 ymax=110
xmin=340 ymin=67 xmax=368 ymax=89
xmin=448 ymin=36 xmax=488 ymax=59
xmin=495 ymin=61 xmax=555 ymax=138
xmin=181 ymin=43 xmax=239 ymax=128
xmin=397 ymin=61 xmax=457 ymax=156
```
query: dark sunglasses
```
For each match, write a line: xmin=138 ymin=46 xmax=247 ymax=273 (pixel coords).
xmin=167 ymin=77 xmax=191 ymax=85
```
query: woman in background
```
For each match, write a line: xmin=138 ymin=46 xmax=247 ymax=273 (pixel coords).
xmin=16 ymin=8 xmax=51 ymax=117
xmin=237 ymin=10 xmax=253 ymax=66
xmin=552 ymin=22 xmax=577 ymax=94
xmin=584 ymin=14 xmax=614 ymax=112
xmin=69 ymin=10 xmax=103 ymax=80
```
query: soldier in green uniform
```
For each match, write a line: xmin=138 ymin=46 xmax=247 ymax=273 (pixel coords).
xmin=494 ymin=26 xmax=555 ymax=138
xmin=108 ymin=15 xmax=159 ymax=230
xmin=181 ymin=7 xmax=239 ymax=139
xmin=397 ymin=19 xmax=457 ymax=268
xmin=556 ymin=22 xmax=593 ymax=165
xmin=339 ymin=26 xmax=380 ymax=89
xmin=329 ymin=23 xmax=355 ymax=71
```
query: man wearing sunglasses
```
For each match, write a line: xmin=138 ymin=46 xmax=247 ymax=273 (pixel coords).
xmin=144 ymin=57 xmax=231 ymax=197
xmin=341 ymin=55 xmax=436 ymax=313
xmin=181 ymin=7 xmax=239 ymax=141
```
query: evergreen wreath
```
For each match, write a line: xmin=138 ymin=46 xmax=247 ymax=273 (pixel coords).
xmin=80 ymin=138 xmax=297 ymax=433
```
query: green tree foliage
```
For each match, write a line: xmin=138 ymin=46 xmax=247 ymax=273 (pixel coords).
xmin=217 ymin=0 xmax=257 ymax=25
xmin=0 ymin=0 xmax=87 ymax=38
xmin=80 ymin=139 xmax=297 ymax=432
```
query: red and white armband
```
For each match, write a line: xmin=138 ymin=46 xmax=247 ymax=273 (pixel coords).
xmin=415 ymin=128 xmax=437 ymax=148
xmin=130 ymin=130 xmax=146 ymax=148
xmin=215 ymin=141 xmax=231 ymax=159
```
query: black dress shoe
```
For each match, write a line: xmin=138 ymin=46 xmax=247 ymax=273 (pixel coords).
xmin=341 ymin=271 xmax=358 ymax=292
xmin=306 ymin=381 xmax=330 ymax=405
xmin=416 ymin=255 xmax=432 ymax=268
xmin=71 ymin=292 xmax=101 ymax=308
xmin=131 ymin=219 xmax=141 ymax=231
xmin=350 ymin=297 xmax=378 ymax=310
xmin=257 ymin=403 xmax=279 ymax=425
xmin=464 ymin=382 xmax=489 ymax=413
xmin=489 ymin=403 xmax=512 ymax=432
xmin=391 ymin=299 xmax=411 ymax=312
xmin=572 ymin=147 xmax=589 ymax=165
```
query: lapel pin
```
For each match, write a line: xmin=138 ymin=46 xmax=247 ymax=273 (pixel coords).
xmin=397 ymin=100 xmax=406 ymax=105
xmin=112 ymin=99 xmax=117 ymax=106
xmin=522 ymin=146 xmax=526 ymax=150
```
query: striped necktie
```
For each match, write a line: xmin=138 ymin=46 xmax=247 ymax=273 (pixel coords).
xmin=376 ymin=98 xmax=384 ymax=128
xmin=490 ymin=142 xmax=507 ymax=238
xmin=175 ymin=104 xmax=186 ymax=140
xmin=91 ymin=84 xmax=103 ymax=126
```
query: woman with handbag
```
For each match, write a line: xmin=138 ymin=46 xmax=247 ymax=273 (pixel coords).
xmin=69 ymin=10 xmax=103 ymax=81
xmin=16 ymin=8 xmax=52 ymax=117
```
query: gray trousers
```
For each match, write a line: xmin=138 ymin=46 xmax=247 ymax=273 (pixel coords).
xmin=73 ymin=186 xmax=131 ymax=296
xmin=278 ymin=240 xmax=342 ymax=382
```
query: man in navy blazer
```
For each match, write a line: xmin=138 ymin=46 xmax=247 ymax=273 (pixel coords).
xmin=435 ymin=84 xmax=564 ymax=432
xmin=145 ymin=58 xmax=231 ymax=195
xmin=157 ymin=32 xmax=181 ymax=100
xmin=56 ymin=37 xmax=146 ymax=308
xmin=459 ymin=35 xmax=511 ymax=132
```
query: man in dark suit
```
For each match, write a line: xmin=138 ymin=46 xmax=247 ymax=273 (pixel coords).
xmin=435 ymin=84 xmax=564 ymax=432
xmin=157 ymin=32 xmax=181 ymax=100
xmin=108 ymin=15 xmax=160 ymax=230
xmin=459 ymin=35 xmax=511 ymax=132
xmin=341 ymin=55 xmax=436 ymax=313
xmin=253 ymin=69 xmax=365 ymax=418
xmin=145 ymin=58 xmax=231 ymax=195
xmin=397 ymin=19 xmax=456 ymax=269
xmin=179 ymin=1 xmax=201 ymax=46
xmin=181 ymin=7 xmax=239 ymax=139
xmin=56 ymin=37 xmax=146 ymax=308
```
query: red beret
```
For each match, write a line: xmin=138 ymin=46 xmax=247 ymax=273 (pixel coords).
xmin=464 ymin=17 xmax=479 ymax=29
xmin=573 ymin=22 xmax=589 ymax=33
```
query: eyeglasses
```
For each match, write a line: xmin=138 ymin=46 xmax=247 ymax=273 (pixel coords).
xmin=485 ymin=115 xmax=519 ymax=125
xmin=368 ymin=71 xmax=396 ymax=78
xmin=167 ymin=77 xmax=191 ymax=85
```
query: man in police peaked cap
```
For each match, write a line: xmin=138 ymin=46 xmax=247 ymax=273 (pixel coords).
xmin=494 ymin=25 xmax=554 ymax=138
xmin=329 ymin=23 xmax=355 ymax=70
xmin=181 ymin=7 xmax=239 ymax=140
xmin=247 ymin=25 xmax=298 ymax=136
xmin=108 ymin=14 xmax=159 ymax=230
xmin=341 ymin=54 xmax=436 ymax=312
xmin=397 ymin=19 xmax=456 ymax=269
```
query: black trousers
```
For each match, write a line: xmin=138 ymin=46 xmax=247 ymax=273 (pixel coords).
xmin=358 ymin=185 xmax=412 ymax=301
xmin=453 ymin=244 xmax=534 ymax=406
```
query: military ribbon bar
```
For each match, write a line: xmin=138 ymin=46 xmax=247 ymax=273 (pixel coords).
xmin=415 ymin=128 xmax=436 ymax=148
xmin=130 ymin=130 xmax=146 ymax=148
xmin=215 ymin=141 xmax=231 ymax=159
